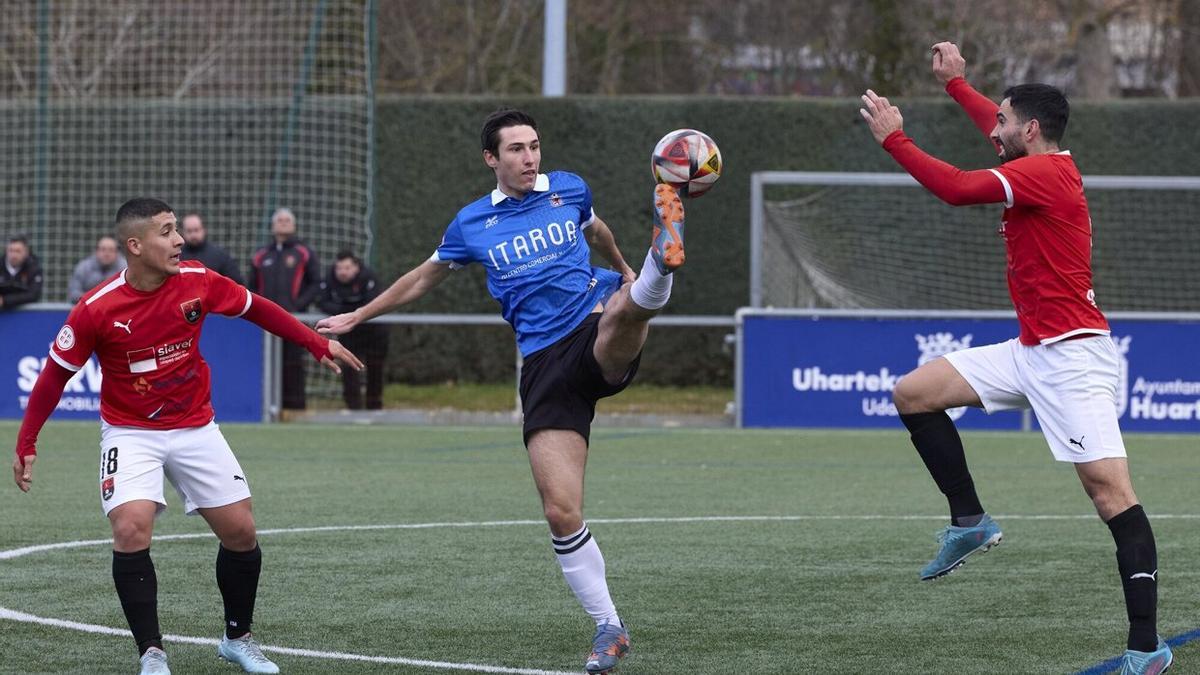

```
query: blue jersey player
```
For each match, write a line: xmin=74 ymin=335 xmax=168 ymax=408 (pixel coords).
xmin=317 ymin=108 xmax=686 ymax=674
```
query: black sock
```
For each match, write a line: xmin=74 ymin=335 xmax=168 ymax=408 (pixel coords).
xmin=216 ymin=544 xmax=262 ymax=639
xmin=1107 ymin=504 xmax=1158 ymax=652
xmin=112 ymin=549 xmax=162 ymax=656
xmin=900 ymin=412 xmax=984 ymax=525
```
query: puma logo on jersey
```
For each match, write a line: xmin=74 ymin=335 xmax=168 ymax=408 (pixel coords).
xmin=233 ymin=475 xmax=246 ymax=482
xmin=113 ymin=319 xmax=133 ymax=334
xmin=1068 ymin=436 xmax=1085 ymax=450
xmin=1129 ymin=570 xmax=1157 ymax=582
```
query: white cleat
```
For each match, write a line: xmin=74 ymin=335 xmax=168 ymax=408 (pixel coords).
xmin=138 ymin=647 xmax=171 ymax=675
xmin=218 ymin=634 xmax=280 ymax=673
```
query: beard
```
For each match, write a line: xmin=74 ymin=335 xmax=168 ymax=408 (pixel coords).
xmin=997 ymin=136 xmax=1027 ymax=163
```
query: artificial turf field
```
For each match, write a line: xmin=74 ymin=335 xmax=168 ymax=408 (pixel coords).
xmin=1 ymin=421 xmax=1196 ymax=674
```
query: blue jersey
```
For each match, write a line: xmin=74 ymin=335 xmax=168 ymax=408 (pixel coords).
xmin=432 ymin=171 xmax=621 ymax=356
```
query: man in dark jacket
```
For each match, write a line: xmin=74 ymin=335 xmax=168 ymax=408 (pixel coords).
xmin=0 ymin=234 xmax=44 ymax=311
xmin=248 ymin=208 xmax=322 ymax=410
xmin=180 ymin=212 xmax=244 ymax=286
xmin=317 ymin=251 xmax=389 ymax=410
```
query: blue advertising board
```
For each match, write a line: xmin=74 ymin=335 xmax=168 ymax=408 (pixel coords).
xmin=1 ymin=307 xmax=265 ymax=423
xmin=737 ymin=309 xmax=1200 ymax=433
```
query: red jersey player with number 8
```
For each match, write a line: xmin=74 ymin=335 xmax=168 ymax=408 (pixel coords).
xmin=11 ymin=198 xmax=363 ymax=675
xmin=858 ymin=42 xmax=1171 ymax=673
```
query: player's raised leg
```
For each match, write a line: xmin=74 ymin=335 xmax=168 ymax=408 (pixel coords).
xmin=109 ymin=500 xmax=169 ymax=674
xmin=893 ymin=357 xmax=1002 ymax=580
xmin=527 ymin=429 xmax=629 ymax=674
xmin=200 ymin=499 xmax=279 ymax=674
xmin=592 ymin=184 xmax=684 ymax=384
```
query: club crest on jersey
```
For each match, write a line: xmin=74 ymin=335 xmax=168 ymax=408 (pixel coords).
xmin=549 ymin=193 xmax=563 ymax=207
xmin=102 ymin=477 xmax=115 ymax=501
xmin=180 ymin=298 xmax=202 ymax=324
xmin=915 ymin=332 xmax=974 ymax=421
xmin=133 ymin=376 xmax=151 ymax=395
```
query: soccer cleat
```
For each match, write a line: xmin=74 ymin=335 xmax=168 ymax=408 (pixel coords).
xmin=651 ymin=183 xmax=685 ymax=275
xmin=1119 ymin=637 xmax=1173 ymax=675
xmin=919 ymin=514 xmax=1003 ymax=581
xmin=217 ymin=634 xmax=280 ymax=674
xmin=585 ymin=621 xmax=631 ymax=674
xmin=138 ymin=647 xmax=171 ymax=675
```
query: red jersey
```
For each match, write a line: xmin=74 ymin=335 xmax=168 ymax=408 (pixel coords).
xmin=988 ymin=152 xmax=1110 ymax=344
xmin=49 ymin=261 xmax=252 ymax=428
xmin=882 ymin=77 xmax=1110 ymax=345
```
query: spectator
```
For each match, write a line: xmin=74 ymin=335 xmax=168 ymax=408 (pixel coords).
xmin=180 ymin=212 xmax=245 ymax=286
xmin=317 ymin=251 xmax=389 ymax=410
xmin=248 ymin=208 xmax=322 ymax=410
xmin=68 ymin=235 xmax=127 ymax=302
xmin=0 ymin=234 xmax=44 ymax=311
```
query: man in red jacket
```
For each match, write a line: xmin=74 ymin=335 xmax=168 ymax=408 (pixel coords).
xmin=12 ymin=198 xmax=361 ymax=675
xmin=859 ymin=42 xmax=1170 ymax=673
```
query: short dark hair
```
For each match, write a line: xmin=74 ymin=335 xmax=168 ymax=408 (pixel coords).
xmin=335 ymin=249 xmax=360 ymax=264
xmin=1002 ymin=83 xmax=1069 ymax=144
xmin=115 ymin=197 xmax=174 ymax=240
xmin=7 ymin=233 xmax=29 ymax=247
xmin=481 ymin=108 xmax=538 ymax=156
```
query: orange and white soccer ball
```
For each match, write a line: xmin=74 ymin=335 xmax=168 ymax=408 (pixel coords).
xmin=651 ymin=128 xmax=723 ymax=198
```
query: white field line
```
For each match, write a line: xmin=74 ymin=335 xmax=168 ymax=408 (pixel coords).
xmin=0 ymin=607 xmax=576 ymax=674
xmin=6 ymin=513 xmax=1200 ymax=561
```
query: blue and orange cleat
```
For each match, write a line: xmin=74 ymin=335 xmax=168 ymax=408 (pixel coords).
xmin=585 ymin=621 xmax=630 ymax=674
xmin=651 ymin=184 xmax=685 ymax=275
xmin=919 ymin=514 xmax=1003 ymax=581
xmin=1120 ymin=636 xmax=1173 ymax=674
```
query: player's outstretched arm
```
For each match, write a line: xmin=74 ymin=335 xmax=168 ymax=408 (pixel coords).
xmin=12 ymin=360 xmax=74 ymax=492
xmin=860 ymin=89 xmax=1006 ymax=206
xmin=240 ymin=293 xmax=362 ymax=373
xmin=316 ymin=259 xmax=451 ymax=336
xmin=932 ymin=41 xmax=1000 ymax=146
xmin=585 ymin=215 xmax=636 ymax=284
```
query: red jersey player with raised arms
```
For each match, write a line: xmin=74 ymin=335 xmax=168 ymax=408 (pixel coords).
xmin=12 ymin=198 xmax=362 ymax=675
xmin=858 ymin=42 xmax=1171 ymax=673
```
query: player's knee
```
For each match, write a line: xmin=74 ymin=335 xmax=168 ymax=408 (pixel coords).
xmin=893 ymin=376 xmax=931 ymax=414
xmin=1088 ymin=484 xmax=1139 ymax=521
xmin=218 ymin=523 xmax=258 ymax=551
xmin=110 ymin=518 xmax=153 ymax=551
xmin=542 ymin=500 xmax=583 ymax=534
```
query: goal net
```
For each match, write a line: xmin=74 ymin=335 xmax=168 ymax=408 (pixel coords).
xmin=0 ymin=0 xmax=374 ymax=302
xmin=752 ymin=172 xmax=1200 ymax=312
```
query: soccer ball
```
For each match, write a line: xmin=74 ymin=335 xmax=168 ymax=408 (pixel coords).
xmin=651 ymin=128 xmax=723 ymax=198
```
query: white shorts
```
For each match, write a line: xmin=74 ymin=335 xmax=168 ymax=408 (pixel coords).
xmin=98 ymin=420 xmax=252 ymax=516
xmin=943 ymin=336 xmax=1126 ymax=463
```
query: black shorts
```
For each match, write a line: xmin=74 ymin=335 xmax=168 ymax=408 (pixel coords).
xmin=520 ymin=313 xmax=641 ymax=446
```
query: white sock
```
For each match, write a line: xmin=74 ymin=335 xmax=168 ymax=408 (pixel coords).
xmin=552 ymin=523 xmax=620 ymax=626
xmin=629 ymin=248 xmax=673 ymax=311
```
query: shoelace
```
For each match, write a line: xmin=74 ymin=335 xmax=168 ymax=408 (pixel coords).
xmin=234 ymin=638 xmax=273 ymax=665
xmin=142 ymin=651 xmax=168 ymax=671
